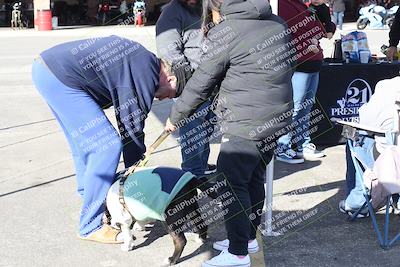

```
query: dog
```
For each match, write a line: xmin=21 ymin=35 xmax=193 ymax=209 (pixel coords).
xmin=106 ymin=166 xmax=220 ymax=265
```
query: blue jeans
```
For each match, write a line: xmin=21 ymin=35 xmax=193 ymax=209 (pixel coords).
xmin=32 ymin=60 xmax=123 ymax=237
xmin=179 ymin=101 xmax=214 ymax=176
xmin=332 ymin=11 xmax=344 ymax=30
xmin=345 ymin=142 xmax=356 ymax=197
xmin=278 ymin=71 xmax=319 ymax=152
xmin=345 ymin=137 xmax=375 ymax=209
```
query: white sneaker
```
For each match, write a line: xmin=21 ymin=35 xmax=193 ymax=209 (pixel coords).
xmin=297 ymin=143 xmax=325 ymax=159
xmin=213 ymin=239 xmax=259 ymax=254
xmin=202 ymin=250 xmax=251 ymax=267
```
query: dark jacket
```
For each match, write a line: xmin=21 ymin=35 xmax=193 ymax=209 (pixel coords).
xmin=155 ymin=0 xmax=203 ymax=71
xmin=310 ymin=4 xmax=336 ymax=34
xmin=330 ymin=0 xmax=346 ymax=13
xmin=279 ymin=0 xmax=325 ymax=73
xmin=169 ymin=0 xmax=293 ymax=141
xmin=40 ymin=36 xmax=160 ymax=167
xmin=389 ymin=8 xmax=400 ymax=47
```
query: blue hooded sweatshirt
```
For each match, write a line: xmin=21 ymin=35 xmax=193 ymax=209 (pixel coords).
xmin=40 ymin=36 xmax=160 ymax=166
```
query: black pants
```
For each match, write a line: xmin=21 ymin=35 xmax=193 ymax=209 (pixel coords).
xmin=217 ymin=134 xmax=272 ymax=255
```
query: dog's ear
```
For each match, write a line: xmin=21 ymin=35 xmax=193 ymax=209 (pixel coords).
xmin=187 ymin=176 xmax=209 ymax=190
xmin=189 ymin=176 xmax=220 ymax=200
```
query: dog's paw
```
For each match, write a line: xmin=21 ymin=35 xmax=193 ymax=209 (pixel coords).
xmin=132 ymin=223 xmax=146 ymax=231
xmin=163 ymin=257 xmax=177 ymax=266
xmin=194 ymin=234 xmax=208 ymax=244
xmin=120 ymin=242 xmax=134 ymax=252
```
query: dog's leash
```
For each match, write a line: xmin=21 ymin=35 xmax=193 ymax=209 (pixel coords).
xmin=118 ymin=130 xmax=170 ymax=220
xmin=123 ymin=130 xmax=170 ymax=176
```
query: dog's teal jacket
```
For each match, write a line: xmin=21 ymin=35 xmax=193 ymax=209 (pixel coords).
xmin=123 ymin=167 xmax=195 ymax=221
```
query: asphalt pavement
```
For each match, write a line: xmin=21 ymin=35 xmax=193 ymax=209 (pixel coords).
xmin=1 ymin=23 xmax=400 ymax=267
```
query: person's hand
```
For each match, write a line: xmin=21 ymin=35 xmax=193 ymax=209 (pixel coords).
xmin=308 ymin=45 xmax=319 ymax=54
xmin=310 ymin=38 xmax=318 ymax=45
xmin=386 ymin=46 xmax=397 ymax=62
xmin=164 ymin=118 xmax=177 ymax=133
xmin=326 ymin=32 xmax=334 ymax=40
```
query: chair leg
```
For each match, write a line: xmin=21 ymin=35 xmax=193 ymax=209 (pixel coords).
xmin=366 ymin=194 xmax=384 ymax=247
xmin=384 ymin=196 xmax=391 ymax=248
xmin=349 ymin=201 xmax=368 ymax=221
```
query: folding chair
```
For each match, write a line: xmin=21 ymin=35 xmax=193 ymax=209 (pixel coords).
xmin=336 ymin=95 xmax=400 ymax=249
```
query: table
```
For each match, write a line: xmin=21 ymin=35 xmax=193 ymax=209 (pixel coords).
xmin=263 ymin=62 xmax=400 ymax=237
xmin=311 ymin=62 xmax=400 ymax=145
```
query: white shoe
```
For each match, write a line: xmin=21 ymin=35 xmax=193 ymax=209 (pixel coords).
xmin=297 ymin=143 xmax=325 ymax=159
xmin=202 ymin=250 xmax=251 ymax=267
xmin=213 ymin=239 xmax=259 ymax=254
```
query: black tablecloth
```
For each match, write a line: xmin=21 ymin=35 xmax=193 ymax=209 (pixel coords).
xmin=311 ymin=62 xmax=400 ymax=145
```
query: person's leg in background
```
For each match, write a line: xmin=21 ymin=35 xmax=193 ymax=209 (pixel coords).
xmin=203 ymin=107 xmax=217 ymax=174
xmin=292 ymin=72 xmax=316 ymax=150
xmin=277 ymin=71 xmax=311 ymax=164
xmin=276 ymin=129 xmax=292 ymax=154
xmin=339 ymin=137 xmax=375 ymax=217
xmin=293 ymin=72 xmax=325 ymax=158
xmin=32 ymin=60 xmax=122 ymax=238
xmin=345 ymin=141 xmax=356 ymax=196
xmin=179 ymin=101 xmax=214 ymax=177
xmin=332 ymin=12 xmax=339 ymax=29
xmin=338 ymin=11 xmax=344 ymax=30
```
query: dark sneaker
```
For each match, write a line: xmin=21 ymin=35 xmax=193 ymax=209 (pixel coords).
xmin=276 ymin=149 xmax=305 ymax=164
xmin=205 ymin=164 xmax=217 ymax=175
xmin=339 ymin=200 xmax=369 ymax=218
xmin=390 ymin=200 xmax=400 ymax=215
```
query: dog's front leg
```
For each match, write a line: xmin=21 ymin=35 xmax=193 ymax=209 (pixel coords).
xmin=163 ymin=222 xmax=187 ymax=265
xmin=120 ymin=212 xmax=135 ymax=252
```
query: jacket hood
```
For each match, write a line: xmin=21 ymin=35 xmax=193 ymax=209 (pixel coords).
xmin=220 ymin=0 xmax=272 ymax=20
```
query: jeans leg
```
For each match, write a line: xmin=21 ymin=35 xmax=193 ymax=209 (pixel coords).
xmin=345 ymin=136 xmax=375 ymax=209
xmin=338 ymin=12 xmax=344 ymax=30
xmin=345 ymin=141 xmax=356 ymax=197
xmin=277 ymin=132 xmax=292 ymax=151
xmin=289 ymin=72 xmax=312 ymax=150
xmin=278 ymin=72 xmax=309 ymax=150
xmin=332 ymin=12 xmax=338 ymax=26
xmin=32 ymin=61 xmax=122 ymax=236
xmin=179 ymin=101 xmax=213 ymax=176
xmin=202 ymin=109 xmax=215 ymax=170
xmin=298 ymin=72 xmax=319 ymax=150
